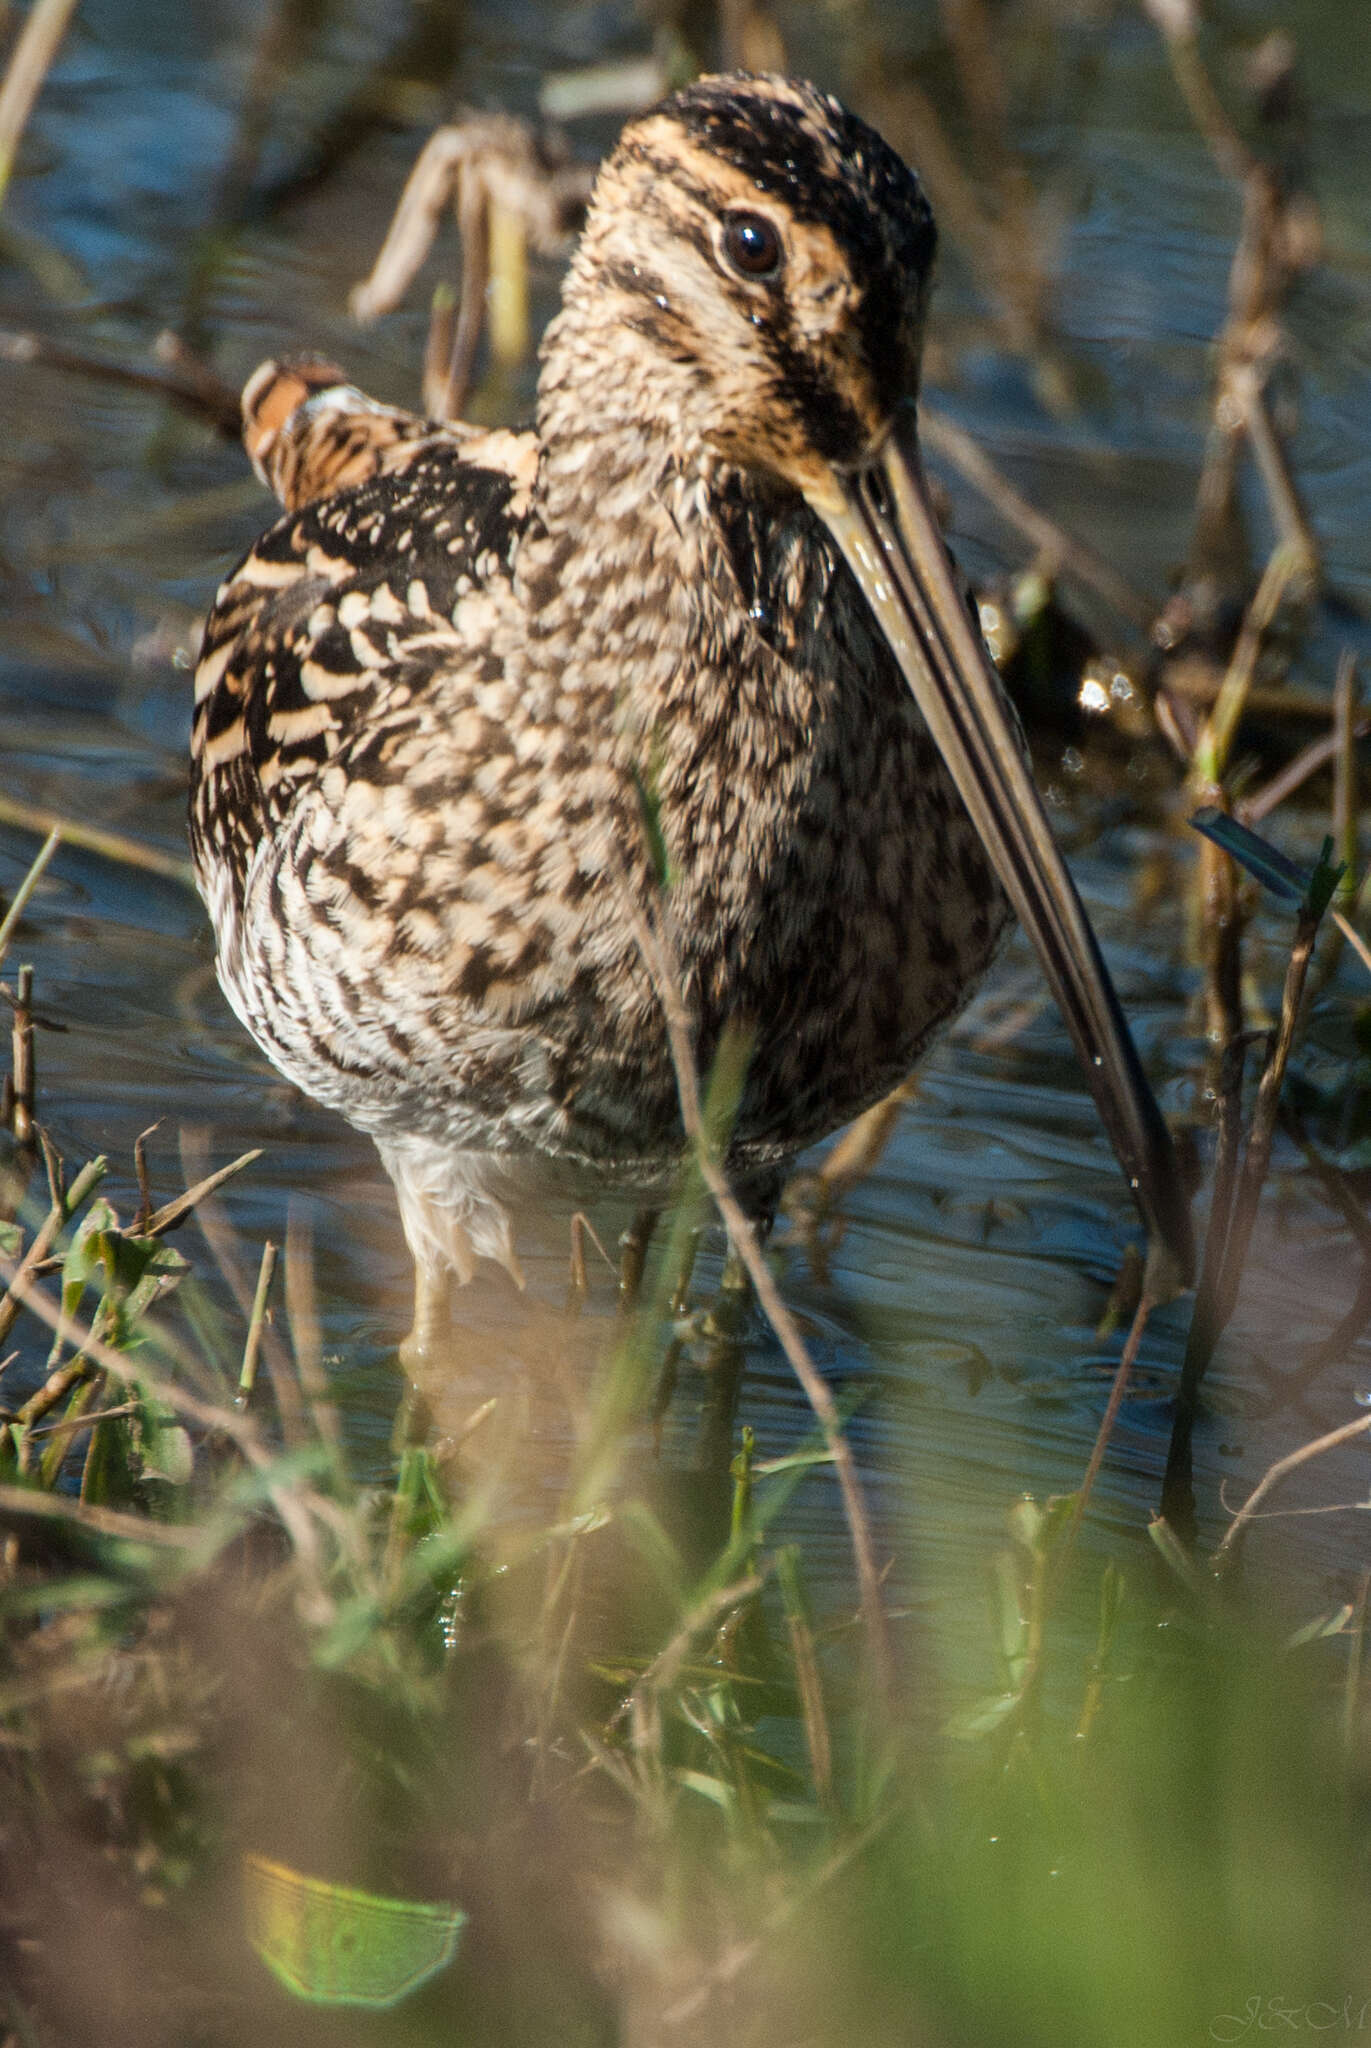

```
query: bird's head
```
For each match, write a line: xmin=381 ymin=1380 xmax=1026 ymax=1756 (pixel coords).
xmin=550 ymin=73 xmax=934 ymax=497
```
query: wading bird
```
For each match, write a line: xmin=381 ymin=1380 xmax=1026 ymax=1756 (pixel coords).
xmin=191 ymin=73 xmax=1191 ymax=1361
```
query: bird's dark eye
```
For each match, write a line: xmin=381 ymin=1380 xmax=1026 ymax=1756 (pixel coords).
xmin=719 ymin=211 xmax=783 ymax=281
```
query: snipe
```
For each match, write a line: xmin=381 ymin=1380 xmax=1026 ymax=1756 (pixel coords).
xmin=191 ymin=73 xmax=1191 ymax=1358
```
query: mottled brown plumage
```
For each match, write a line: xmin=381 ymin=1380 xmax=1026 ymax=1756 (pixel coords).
xmin=193 ymin=73 xmax=1182 ymax=1349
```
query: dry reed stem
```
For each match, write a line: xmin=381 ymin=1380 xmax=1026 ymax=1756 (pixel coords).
xmin=1214 ymin=1410 xmax=1371 ymax=1577
xmin=1067 ymin=1291 xmax=1158 ymax=1545
xmin=0 ymin=789 xmax=194 ymax=885
xmin=0 ymin=326 xmax=241 ymax=439
xmin=0 ymin=1254 xmax=337 ymax=1616
xmin=9 ymin=964 xmax=33 ymax=1145
xmin=17 ymin=1353 xmax=93 ymax=1430
xmin=132 ymin=1121 xmax=159 ymax=1235
xmin=21 ymin=1398 xmax=138 ymax=1442
xmin=627 ymin=893 xmax=896 ymax=1721
xmin=237 ymin=1238 xmax=277 ymax=1407
xmin=1242 ymin=374 xmax=1318 ymax=566
xmin=805 ymin=1074 xmax=919 ymax=1210
xmin=1162 ymin=886 xmax=1326 ymax=1537
xmin=919 ymin=406 xmax=1153 ymax=630
xmin=0 ymin=1154 xmax=105 ymax=1349
xmin=0 ymin=0 xmax=79 ymax=205
xmin=1212 ymin=899 xmax=1322 ymax=1327
xmin=0 ymin=1479 xmax=203 ymax=1550
xmin=431 ymin=151 xmax=488 ymax=420
xmin=1343 ymin=1571 xmax=1371 ymax=1756
xmin=179 ymin=1125 xmax=306 ymax=1447
xmin=0 ymin=826 xmax=60 ymax=975
xmin=1330 ymin=913 xmax=1371 ymax=981
xmin=142 ymin=1147 xmax=262 ymax=1240
xmin=623 ymin=1572 xmax=765 ymax=1775
xmin=284 ymin=1204 xmax=342 ymax=1463
xmin=1242 ymin=715 xmax=1371 ymax=825
xmin=1332 ymin=652 xmax=1361 ymax=891
xmin=777 ymin=1544 xmax=835 ymax=1813
xmin=1192 ymin=542 xmax=1313 ymax=789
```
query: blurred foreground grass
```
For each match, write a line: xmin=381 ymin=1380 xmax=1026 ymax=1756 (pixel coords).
xmin=1 ymin=954 xmax=1370 ymax=2048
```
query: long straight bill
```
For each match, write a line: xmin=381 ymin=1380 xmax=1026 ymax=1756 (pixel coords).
xmin=805 ymin=412 xmax=1193 ymax=1298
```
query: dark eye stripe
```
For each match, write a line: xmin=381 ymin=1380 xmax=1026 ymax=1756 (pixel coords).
xmin=720 ymin=210 xmax=783 ymax=281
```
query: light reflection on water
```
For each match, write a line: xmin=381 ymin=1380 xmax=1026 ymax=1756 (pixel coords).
xmin=3 ymin=0 xmax=1371 ymax=1677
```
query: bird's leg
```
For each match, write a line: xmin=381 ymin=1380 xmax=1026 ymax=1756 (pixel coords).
xmin=391 ymin=1376 xmax=435 ymax=1453
xmin=399 ymin=1257 xmax=451 ymax=1375
xmin=568 ymin=1211 xmax=589 ymax=1309
xmin=650 ymin=1335 xmax=682 ymax=1457
xmin=701 ymin=1244 xmax=752 ymax=1349
xmin=617 ymin=1205 xmax=660 ymax=1308
xmin=697 ymin=1335 xmax=745 ymax=1477
xmin=668 ymin=1224 xmax=703 ymax=1315
xmin=648 ymin=1222 xmax=707 ymax=1451
xmin=690 ymin=1247 xmax=750 ymax=1473
xmin=567 ymin=1210 xmax=619 ymax=1311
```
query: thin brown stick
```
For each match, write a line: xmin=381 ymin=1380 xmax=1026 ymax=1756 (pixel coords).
xmin=143 ymin=1147 xmax=262 ymax=1239
xmin=181 ymin=1127 xmax=305 ymax=1448
xmin=1146 ymin=4 xmax=1254 ymax=187
xmin=0 ymin=0 xmax=79 ymax=204
xmin=0 ymin=790 xmax=194 ymax=885
xmin=1214 ymin=1411 xmax=1371 ymax=1576
xmin=1343 ymin=1571 xmax=1370 ymax=1757
xmin=284 ymin=1204 xmax=342 ymax=1461
xmin=1243 ymin=375 xmax=1318 ymax=566
xmin=919 ymin=404 xmax=1153 ymax=630
xmin=1332 ymin=651 xmax=1361 ymax=892
xmin=0 ymin=1480 xmax=203 ymax=1550
xmin=1242 ymin=714 xmax=1371 ymax=824
xmin=0 ymin=325 xmax=241 ymax=437
xmin=1162 ymin=892 xmax=1325 ymax=1537
xmin=629 ymin=896 xmax=895 ymax=1718
xmin=1213 ymin=900 xmax=1321 ymax=1330
xmin=0 ymin=1257 xmax=335 ymax=1614
xmin=17 ymin=1352 xmax=92 ymax=1429
xmin=777 ymin=1543 xmax=835 ymax=1813
xmin=24 ymin=1399 xmax=139 ymax=1442
xmin=237 ymin=1239 xmax=277 ymax=1409
xmin=10 ymin=963 xmax=33 ymax=1145
xmin=1196 ymin=832 xmax=1245 ymax=1067
xmin=132 ymin=1122 xmax=160 ymax=1236
xmin=1068 ymin=1292 xmax=1157 ymax=1543
xmin=1192 ymin=541 xmax=1311 ymax=787
xmin=433 ymin=164 xmax=488 ymax=420
xmin=0 ymin=826 xmax=61 ymax=974
xmin=0 ymin=1153 xmax=106 ymax=1349
xmin=1331 ymin=912 xmax=1371 ymax=980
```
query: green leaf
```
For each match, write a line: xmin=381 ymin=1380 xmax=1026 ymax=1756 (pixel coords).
xmin=244 ymin=1854 xmax=465 ymax=2009
xmin=62 ymin=1197 xmax=118 ymax=1306
xmin=80 ymin=1407 xmax=141 ymax=1508
xmin=945 ymin=1690 xmax=1022 ymax=1741
xmin=631 ymin=759 xmax=672 ymax=889
xmin=1305 ymin=835 xmax=1346 ymax=922
xmin=1189 ymin=808 xmax=1343 ymax=909
xmin=1285 ymin=1605 xmax=1355 ymax=1650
